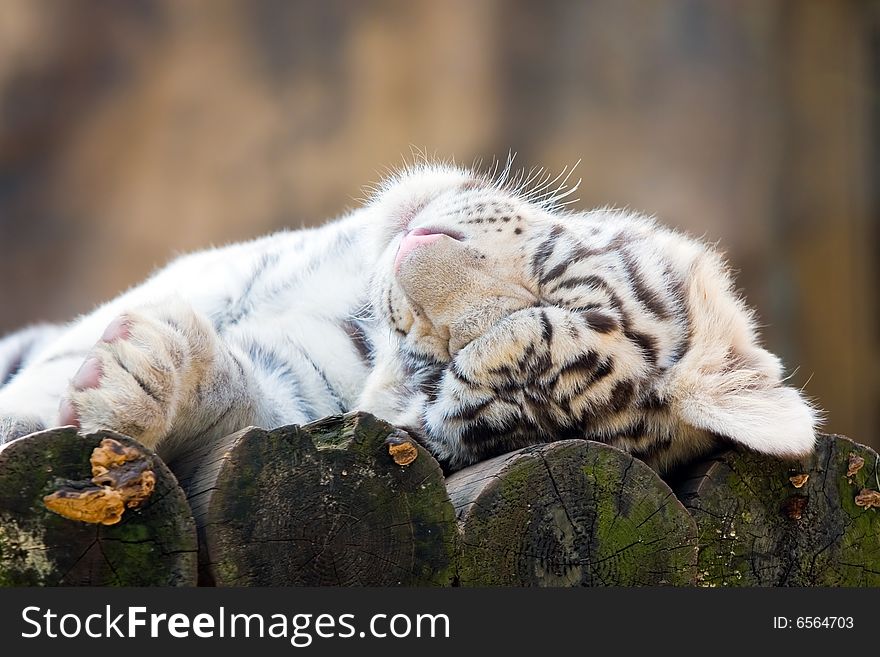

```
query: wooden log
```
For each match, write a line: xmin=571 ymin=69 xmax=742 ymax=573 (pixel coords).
xmin=0 ymin=428 xmax=197 ymax=586
xmin=167 ymin=412 xmax=458 ymax=586
xmin=675 ymin=433 xmax=880 ymax=586
xmin=446 ymin=439 xmax=699 ymax=586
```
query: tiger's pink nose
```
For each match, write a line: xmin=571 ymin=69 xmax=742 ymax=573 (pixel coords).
xmin=394 ymin=228 xmax=446 ymax=272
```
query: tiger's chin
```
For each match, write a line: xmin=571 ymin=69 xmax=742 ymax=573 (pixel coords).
xmin=393 ymin=259 xmax=538 ymax=360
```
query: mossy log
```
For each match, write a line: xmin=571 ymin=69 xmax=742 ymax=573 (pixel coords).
xmin=676 ymin=433 xmax=880 ymax=586
xmin=167 ymin=411 xmax=458 ymax=586
xmin=4 ymin=422 xmax=879 ymax=588
xmin=446 ymin=439 xmax=699 ymax=586
xmin=0 ymin=427 xmax=197 ymax=586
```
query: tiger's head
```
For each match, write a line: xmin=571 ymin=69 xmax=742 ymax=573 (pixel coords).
xmin=358 ymin=161 xmax=817 ymax=473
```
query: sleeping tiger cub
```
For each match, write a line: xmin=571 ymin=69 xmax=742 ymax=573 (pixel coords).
xmin=0 ymin=161 xmax=818 ymax=473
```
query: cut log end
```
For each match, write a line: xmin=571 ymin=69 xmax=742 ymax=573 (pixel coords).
xmin=675 ymin=433 xmax=880 ymax=587
xmin=447 ymin=439 xmax=698 ymax=586
xmin=4 ymin=420 xmax=879 ymax=588
xmin=0 ymin=428 xmax=197 ymax=586
xmin=168 ymin=412 xmax=457 ymax=587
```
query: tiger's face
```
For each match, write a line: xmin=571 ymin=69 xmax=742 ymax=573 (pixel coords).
xmin=369 ymin=166 xmax=564 ymax=361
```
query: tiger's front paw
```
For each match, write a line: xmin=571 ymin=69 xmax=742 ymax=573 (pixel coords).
xmin=58 ymin=300 xmax=220 ymax=448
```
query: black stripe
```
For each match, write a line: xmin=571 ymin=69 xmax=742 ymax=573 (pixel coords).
xmin=457 ymin=418 xmax=496 ymax=448
xmin=291 ymin=342 xmax=345 ymax=413
xmin=531 ymin=225 xmax=565 ymax=277
xmin=667 ymin=329 xmax=692 ymax=368
xmin=666 ymin=273 xmax=692 ymax=367
xmin=228 ymin=351 xmax=248 ymax=383
xmin=246 ymin=342 xmax=317 ymax=418
xmin=571 ymin=303 xmax=602 ymax=312
xmin=624 ymin=328 xmax=658 ymax=367
xmin=539 ymin=261 xmax=571 ymax=286
xmin=388 ymin=287 xmax=405 ymax=335
xmin=450 ymin=361 xmax=477 ymax=386
xmin=401 ymin=347 xmax=446 ymax=373
xmin=449 ymin=398 xmax=493 ymax=422
xmin=340 ymin=319 xmax=374 ymax=365
xmin=553 ymin=275 xmax=602 ymax=292
xmin=620 ymin=250 xmax=671 ymax=319
xmin=539 ymin=232 xmax=630 ymax=285
xmin=641 ymin=390 xmax=669 ymax=412
xmin=129 ymin=370 xmax=166 ymax=406
xmin=1 ymin=352 xmax=24 ymax=386
xmin=539 ymin=310 xmax=553 ymax=344
xmin=551 ymin=276 xmax=622 ymax=313
xmin=514 ymin=342 xmax=553 ymax=376
xmin=553 ymin=350 xmax=599 ymax=382
xmin=488 ymin=364 xmax=519 ymax=389
xmin=614 ymin=419 xmax=647 ymax=440
xmin=630 ymin=435 xmax=674 ymax=461
xmin=581 ymin=309 xmax=620 ymax=333
xmin=608 ymin=380 xmax=636 ymax=412
xmin=575 ymin=231 xmax=631 ymax=258
xmin=553 ymin=356 xmax=614 ymax=400
xmin=422 ymin=367 xmax=446 ymax=404
xmin=514 ymin=342 xmax=536 ymax=372
xmin=457 ymin=417 xmax=543 ymax=454
xmin=552 ymin=278 xmax=627 ymax=339
xmin=589 ymin=359 xmax=614 ymax=385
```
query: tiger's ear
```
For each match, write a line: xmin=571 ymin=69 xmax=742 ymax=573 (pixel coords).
xmin=676 ymin=375 xmax=818 ymax=458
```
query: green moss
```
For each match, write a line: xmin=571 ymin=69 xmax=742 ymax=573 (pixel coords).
xmin=205 ymin=413 xmax=456 ymax=586
xmin=689 ymin=435 xmax=880 ymax=587
xmin=459 ymin=441 xmax=697 ymax=586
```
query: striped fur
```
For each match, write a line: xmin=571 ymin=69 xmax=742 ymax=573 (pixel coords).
xmin=0 ymin=162 xmax=817 ymax=473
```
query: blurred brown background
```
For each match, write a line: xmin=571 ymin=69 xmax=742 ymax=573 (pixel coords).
xmin=0 ymin=0 xmax=877 ymax=447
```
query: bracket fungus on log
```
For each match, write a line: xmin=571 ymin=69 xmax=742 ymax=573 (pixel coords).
xmin=0 ymin=428 xmax=197 ymax=586
xmin=43 ymin=437 xmax=156 ymax=525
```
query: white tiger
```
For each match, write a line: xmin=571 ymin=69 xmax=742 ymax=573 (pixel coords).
xmin=0 ymin=161 xmax=818 ymax=473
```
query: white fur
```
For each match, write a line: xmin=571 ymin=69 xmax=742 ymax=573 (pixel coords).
xmin=0 ymin=162 xmax=818 ymax=471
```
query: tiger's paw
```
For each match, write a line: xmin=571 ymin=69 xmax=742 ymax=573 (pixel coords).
xmin=58 ymin=300 xmax=220 ymax=448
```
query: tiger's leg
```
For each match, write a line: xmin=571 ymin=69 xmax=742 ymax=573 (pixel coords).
xmin=0 ymin=325 xmax=83 ymax=444
xmin=421 ymin=305 xmax=650 ymax=470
